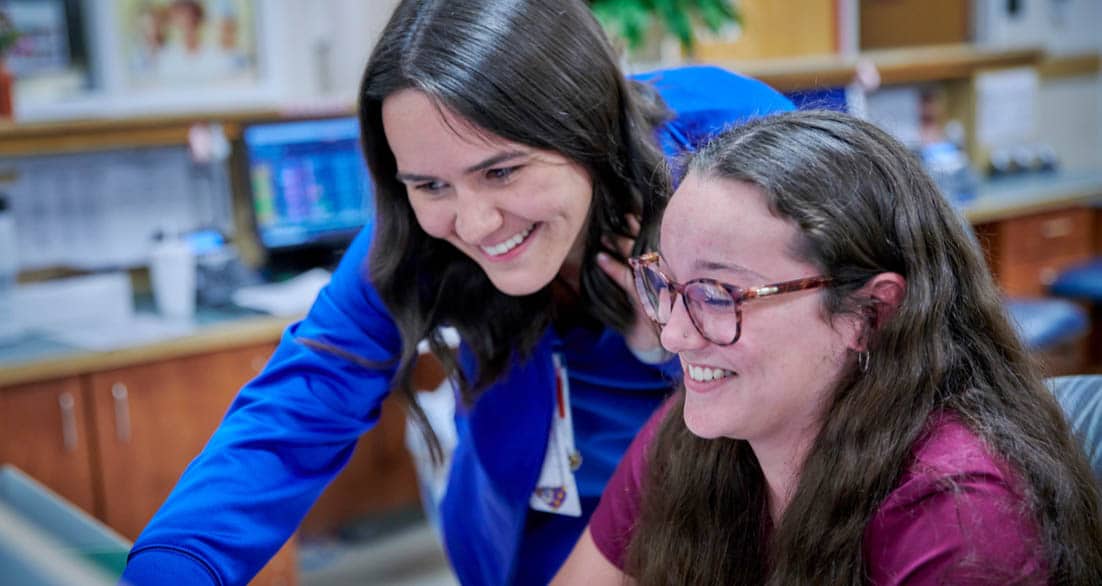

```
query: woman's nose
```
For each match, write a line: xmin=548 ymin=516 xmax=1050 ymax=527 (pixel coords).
xmin=453 ymin=190 xmax=504 ymax=244
xmin=659 ymin=297 xmax=709 ymax=353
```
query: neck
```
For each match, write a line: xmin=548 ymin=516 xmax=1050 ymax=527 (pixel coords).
xmin=753 ymin=432 xmax=817 ymax=524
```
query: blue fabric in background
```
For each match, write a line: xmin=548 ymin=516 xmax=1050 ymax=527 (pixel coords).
xmin=786 ymin=87 xmax=850 ymax=111
xmin=1047 ymin=376 xmax=1102 ymax=481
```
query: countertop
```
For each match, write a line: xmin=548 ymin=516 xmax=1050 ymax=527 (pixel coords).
xmin=0 ymin=303 xmax=296 ymax=387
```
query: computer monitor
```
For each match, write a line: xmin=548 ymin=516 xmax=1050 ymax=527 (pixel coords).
xmin=242 ymin=116 xmax=373 ymax=267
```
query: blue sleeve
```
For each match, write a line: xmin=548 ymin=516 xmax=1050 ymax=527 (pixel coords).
xmin=632 ymin=65 xmax=795 ymax=159
xmin=123 ymin=223 xmax=402 ymax=585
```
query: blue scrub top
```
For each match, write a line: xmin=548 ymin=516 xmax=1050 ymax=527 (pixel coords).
xmin=121 ymin=65 xmax=793 ymax=586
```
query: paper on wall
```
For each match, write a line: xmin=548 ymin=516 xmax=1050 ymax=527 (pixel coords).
xmin=975 ymin=67 xmax=1039 ymax=147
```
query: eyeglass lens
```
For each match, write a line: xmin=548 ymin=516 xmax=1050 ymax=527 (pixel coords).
xmin=633 ymin=264 xmax=742 ymax=344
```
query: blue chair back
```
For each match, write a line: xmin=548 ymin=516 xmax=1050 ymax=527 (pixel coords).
xmin=1048 ymin=375 xmax=1102 ymax=482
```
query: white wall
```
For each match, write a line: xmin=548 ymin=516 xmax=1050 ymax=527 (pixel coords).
xmin=1038 ymin=76 xmax=1102 ymax=172
xmin=270 ymin=0 xmax=401 ymax=103
xmin=974 ymin=0 xmax=1102 ymax=55
xmin=973 ymin=0 xmax=1102 ymax=172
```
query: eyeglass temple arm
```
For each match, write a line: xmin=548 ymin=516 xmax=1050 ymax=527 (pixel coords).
xmin=744 ymin=277 xmax=831 ymax=301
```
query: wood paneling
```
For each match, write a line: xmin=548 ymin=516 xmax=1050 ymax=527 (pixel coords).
xmin=860 ymin=0 xmax=970 ymax=50
xmin=980 ymin=207 xmax=1096 ymax=297
xmin=1038 ymin=53 xmax=1102 ymax=80
xmin=694 ymin=0 xmax=836 ymax=61
xmin=86 ymin=343 xmax=274 ymax=538
xmin=86 ymin=342 xmax=295 ymax=585
xmin=724 ymin=44 xmax=1042 ymax=93
xmin=0 ymin=376 xmax=97 ymax=513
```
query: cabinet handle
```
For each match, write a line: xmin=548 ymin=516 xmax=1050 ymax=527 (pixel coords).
xmin=1040 ymin=217 xmax=1073 ymax=239
xmin=112 ymin=383 xmax=132 ymax=443
xmin=58 ymin=392 xmax=77 ymax=452
xmin=1040 ymin=266 xmax=1059 ymax=286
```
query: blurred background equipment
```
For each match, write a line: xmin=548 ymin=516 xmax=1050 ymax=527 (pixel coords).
xmin=241 ymin=116 xmax=373 ymax=277
xmin=0 ymin=464 xmax=129 ymax=586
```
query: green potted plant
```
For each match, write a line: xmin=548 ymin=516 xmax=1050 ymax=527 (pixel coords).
xmin=587 ymin=0 xmax=740 ymax=57
xmin=0 ymin=10 xmax=21 ymax=119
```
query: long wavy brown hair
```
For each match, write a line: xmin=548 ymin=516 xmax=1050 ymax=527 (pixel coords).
xmin=308 ymin=0 xmax=672 ymax=460
xmin=625 ymin=111 xmax=1102 ymax=584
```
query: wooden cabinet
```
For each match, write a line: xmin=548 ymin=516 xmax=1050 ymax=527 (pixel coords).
xmin=976 ymin=207 xmax=1096 ymax=297
xmin=0 ymin=340 xmax=297 ymax=585
xmin=0 ymin=376 xmax=96 ymax=514
xmin=87 ymin=343 xmax=273 ymax=539
xmin=0 ymin=326 xmax=445 ymax=585
xmin=84 ymin=342 xmax=295 ymax=585
xmin=859 ymin=0 xmax=970 ymax=50
xmin=973 ymin=205 xmax=1099 ymax=374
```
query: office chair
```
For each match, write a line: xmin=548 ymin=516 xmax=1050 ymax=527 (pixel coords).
xmin=1051 ymin=258 xmax=1102 ymax=365
xmin=1048 ymin=375 xmax=1102 ymax=482
xmin=1005 ymin=298 xmax=1088 ymax=356
xmin=1052 ymin=259 xmax=1102 ymax=302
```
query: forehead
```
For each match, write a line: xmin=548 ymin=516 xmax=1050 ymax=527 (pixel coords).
xmin=381 ymin=89 xmax=511 ymax=168
xmin=660 ymin=172 xmax=801 ymax=277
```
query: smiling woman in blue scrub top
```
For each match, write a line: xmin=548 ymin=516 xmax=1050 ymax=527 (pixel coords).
xmin=120 ymin=0 xmax=794 ymax=584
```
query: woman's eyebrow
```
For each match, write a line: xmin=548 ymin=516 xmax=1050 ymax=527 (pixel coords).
xmin=395 ymin=150 xmax=528 ymax=183
xmin=694 ymin=259 xmax=768 ymax=282
xmin=462 ymin=150 xmax=527 ymax=175
xmin=395 ymin=171 xmax=436 ymax=183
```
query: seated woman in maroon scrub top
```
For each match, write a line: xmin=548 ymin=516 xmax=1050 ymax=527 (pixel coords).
xmin=553 ymin=111 xmax=1102 ymax=585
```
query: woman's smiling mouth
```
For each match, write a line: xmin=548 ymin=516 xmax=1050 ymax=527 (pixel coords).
xmin=480 ymin=224 xmax=536 ymax=257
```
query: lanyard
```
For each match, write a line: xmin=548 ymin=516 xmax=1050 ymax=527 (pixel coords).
xmin=529 ymin=352 xmax=582 ymax=517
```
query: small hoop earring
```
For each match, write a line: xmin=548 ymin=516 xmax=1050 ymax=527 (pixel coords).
xmin=858 ymin=350 xmax=870 ymax=373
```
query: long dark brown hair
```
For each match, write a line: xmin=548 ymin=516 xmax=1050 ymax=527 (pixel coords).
xmin=315 ymin=0 xmax=671 ymax=459
xmin=626 ymin=110 xmax=1102 ymax=584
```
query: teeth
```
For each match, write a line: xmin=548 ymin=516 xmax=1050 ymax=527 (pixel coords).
xmin=481 ymin=225 xmax=534 ymax=256
xmin=686 ymin=364 xmax=734 ymax=382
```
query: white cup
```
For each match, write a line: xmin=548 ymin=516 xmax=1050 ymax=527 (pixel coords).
xmin=149 ymin=236 xmax=197 ymax=320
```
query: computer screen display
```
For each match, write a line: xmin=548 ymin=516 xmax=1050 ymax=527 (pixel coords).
xmin=243 ymin=117 xmax=373 ymax=251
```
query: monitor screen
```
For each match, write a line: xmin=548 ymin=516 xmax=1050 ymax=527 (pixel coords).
xmin=243 ymin=117 xmax=373 ymax=251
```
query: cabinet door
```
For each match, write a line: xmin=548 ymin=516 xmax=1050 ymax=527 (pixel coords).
xmin=978 ymin=207 xmax=1096 ymax=297
xmin=88 ymin=342 xmax=295 ymax=585
xmin=0 ymin=376 xmax=97 ymax=514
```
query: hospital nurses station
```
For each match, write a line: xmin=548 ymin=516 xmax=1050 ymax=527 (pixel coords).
xmin=2 ymin=1 xmax=1102 ymax=584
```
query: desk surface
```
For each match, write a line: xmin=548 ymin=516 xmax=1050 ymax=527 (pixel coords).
xmin=963 ymin=171 xmax=1102 ymax=224
xmin=2 ymin=171 xmax=1101 ymax=388
xmin=0 ymin=311 xmax=294 ymax=388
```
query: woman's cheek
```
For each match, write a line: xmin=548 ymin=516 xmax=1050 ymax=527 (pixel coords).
xmin=409 ymin=201 xmax=453 ymax=239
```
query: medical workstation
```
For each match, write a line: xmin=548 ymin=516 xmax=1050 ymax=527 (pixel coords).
xmin=1 ymin=1 xmax=1101 ymax=584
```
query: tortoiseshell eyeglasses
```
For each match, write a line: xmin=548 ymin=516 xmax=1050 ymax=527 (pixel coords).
xmin=627 ymin=252 xmax=832 ymax=346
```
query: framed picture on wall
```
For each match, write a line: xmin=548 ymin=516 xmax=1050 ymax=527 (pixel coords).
xmin=4 ymin=0 xmax=74 ymax=76
xmin=49 ymin=0 xmax=288 ymax=118
xmin=116 ymin=0 xmax=259 ymax=90
xmin=14 ymin=0 xmax=307 ymax=121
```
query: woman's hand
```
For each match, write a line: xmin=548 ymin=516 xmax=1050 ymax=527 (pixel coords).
xmin=597 ymin=215 xmax=668 ymax=364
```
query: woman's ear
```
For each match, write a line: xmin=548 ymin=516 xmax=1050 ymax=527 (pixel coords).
xmin=851 ymin=272 xmax=906 ymax=351
xmin=865 ymin=272 xmax=906 ymax=323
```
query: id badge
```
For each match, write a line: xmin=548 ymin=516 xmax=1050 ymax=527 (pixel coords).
xmin=530 ymin=353 xmax=582 ymax=517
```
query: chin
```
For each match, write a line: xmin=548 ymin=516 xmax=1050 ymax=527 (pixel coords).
xmin=682 ymin=407 xmax=730 ymax=440
xmin=485 ymin=270 xmax=555 ymax=297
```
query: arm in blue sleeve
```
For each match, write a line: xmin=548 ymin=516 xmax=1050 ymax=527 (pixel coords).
xmin=636 ymin=64 xmax=795 ymax=158
xmin=123 ymin=224 xmax=403 ymax=586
